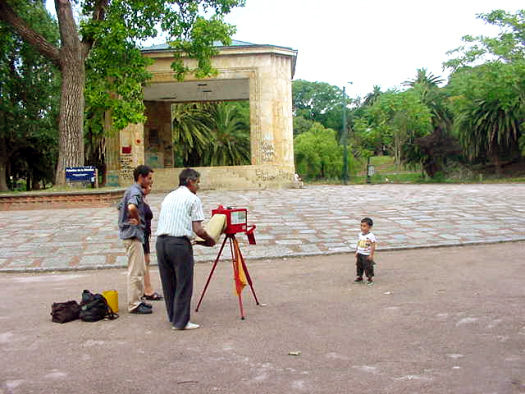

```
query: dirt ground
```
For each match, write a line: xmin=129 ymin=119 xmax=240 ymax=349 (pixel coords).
xmin=1 ymin=242 xmax=524 ymax=394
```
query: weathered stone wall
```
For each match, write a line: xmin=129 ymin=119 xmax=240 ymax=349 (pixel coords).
xmin=152 ymin=165 xmax=298 ymax=192
xmin=0 ymin=190 xmax=124 ymax=211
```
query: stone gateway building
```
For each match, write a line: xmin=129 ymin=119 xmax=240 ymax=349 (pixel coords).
xmin=105 ymin=40 xmax=299 ymax=190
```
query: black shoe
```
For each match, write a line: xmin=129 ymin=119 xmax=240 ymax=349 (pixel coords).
xmin=354 ymin=277 xmax=363 ymax=283
xmin=142 ymin=302 xmax=153 ymax=309
xmin=130 ymin=303 xmax=153 ymax=314
xmin=142 ymin=292 xmax=163 ymax=301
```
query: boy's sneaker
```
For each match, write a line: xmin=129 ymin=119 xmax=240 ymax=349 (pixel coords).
xmin=367 ymin=278 xmax=373 ymax=285
xmin=354 ymin=277 xmax=363 ymax=283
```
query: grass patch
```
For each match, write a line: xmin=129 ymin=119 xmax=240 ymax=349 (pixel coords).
xmin=306 ymin=155 xmax=525 ymax=185
xmin=352 ymin=173 xmax=425 ymax=184
xmin=361 ymin=156 xmax=420 ymax=175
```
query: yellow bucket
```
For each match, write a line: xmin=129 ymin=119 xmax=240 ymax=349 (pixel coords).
xmin=102 ymin=290 xmax=119 ymax=313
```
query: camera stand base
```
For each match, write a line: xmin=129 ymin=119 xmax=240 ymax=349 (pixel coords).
xmin=195 ymin=234 xmax=260 ymax=320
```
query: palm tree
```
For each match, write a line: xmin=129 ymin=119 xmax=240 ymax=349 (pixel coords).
xmin=203 ymin=102 xmax=251 ymax=166
xmin=455 ymin=97 xmax=521 ymax=173
xmin=172 ymin=103 xmax=213 ymax=166
xmin=363 ymin=85 xmax=382 ymax=107
xmin=403 ymin=68 xmax=443 ymax=89
xmin=405 ymin=69 xmax=452 ymax=130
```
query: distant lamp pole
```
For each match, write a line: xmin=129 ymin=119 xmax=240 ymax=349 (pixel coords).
xmin=342 ymin=82 xmax=352 ymax=185
xmin=366 ymin=156 xmax=375 ymax=184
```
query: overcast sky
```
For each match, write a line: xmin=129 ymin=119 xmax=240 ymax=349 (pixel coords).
xmin=223 ymin=0 xmax=523 ymax=98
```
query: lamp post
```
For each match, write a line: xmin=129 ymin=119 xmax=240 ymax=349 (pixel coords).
xmin=341 ymin=82 xmax=352 ymax=185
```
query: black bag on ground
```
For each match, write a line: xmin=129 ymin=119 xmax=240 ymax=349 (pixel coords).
xmin=51 ymin=300 xmax=81 ymax=323
xmin=79 ymin=290 xmax=118 ymax=322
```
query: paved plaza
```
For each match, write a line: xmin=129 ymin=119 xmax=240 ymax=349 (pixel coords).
xmin=1 ymin=183 xmax=525 ymax=272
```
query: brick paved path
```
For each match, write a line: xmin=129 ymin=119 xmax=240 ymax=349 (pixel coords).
xmin=1 ymin=184 xmax=524 ymax=271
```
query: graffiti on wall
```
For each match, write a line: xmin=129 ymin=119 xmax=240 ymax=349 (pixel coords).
xmin=255 ymin=167 xmax=293 ymax=182
xmin=260 ymin=141 xmax=274 ymax=163
xmin=120 ymin=154 xmax=134 ymax=184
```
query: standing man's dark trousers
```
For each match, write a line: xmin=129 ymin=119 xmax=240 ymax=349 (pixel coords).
xmin=356 ymin=253 xmax=374 ymax=279
xmin=156 ymin=235 xmax=194 ymax=329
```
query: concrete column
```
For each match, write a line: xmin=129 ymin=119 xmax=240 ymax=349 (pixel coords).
xmin=250 ymin=55 xmax=294 ymax=167
xmin=118 ymin=123 xmax=145 ymax=186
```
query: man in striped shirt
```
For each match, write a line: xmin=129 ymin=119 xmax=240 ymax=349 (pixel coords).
xmin=156 ymin=168 xmax=215 ymax=330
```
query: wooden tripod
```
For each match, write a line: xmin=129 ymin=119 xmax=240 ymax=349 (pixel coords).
xmin=195 ymin=234 xmax=260 ymax=319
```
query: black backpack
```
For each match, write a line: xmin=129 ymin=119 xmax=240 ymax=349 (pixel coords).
xmin=51 ymin=300 xmax=81 ymax=323
xmin=79 ymin=290 xmax=118 ymax=322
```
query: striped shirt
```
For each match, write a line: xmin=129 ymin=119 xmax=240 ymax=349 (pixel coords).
xmin=155 ymin=186 xmax=205 ymax=238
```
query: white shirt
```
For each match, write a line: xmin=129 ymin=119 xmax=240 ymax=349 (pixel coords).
xmin=155 ymin=186 xmax=205 ymax=238
xmin=356 ymin=231 xmax=377 ymax=255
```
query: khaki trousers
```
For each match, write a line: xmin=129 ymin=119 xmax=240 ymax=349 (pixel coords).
xmin=123 ymin=238 xmax=146 ymax=312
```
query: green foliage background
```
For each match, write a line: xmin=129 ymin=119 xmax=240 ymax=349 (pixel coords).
xmin=1 ymin=6 xmax=523 ymax=189
xmin=0 ymin=0 xmax=60 ymax=191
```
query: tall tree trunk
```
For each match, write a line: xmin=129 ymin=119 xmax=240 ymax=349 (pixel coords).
xmin=54 ymin=0 xmax=85 ymax=185
xmin=55 ymin=60 xmax=85 ymax=185
xmin=493 ymin=153 xmax=502 ymax=176
xmin=0 ymin=0 xmax=87 ymax=187
xmin=0 ymin=156 xmax=8 ymax=192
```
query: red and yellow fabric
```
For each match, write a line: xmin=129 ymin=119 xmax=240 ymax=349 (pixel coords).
xmin=233 ymin=238 xmax=248 ymax=295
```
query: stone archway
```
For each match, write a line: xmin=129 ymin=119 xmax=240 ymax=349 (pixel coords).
xmin=105 ymin=40 xmax=299 ymax=190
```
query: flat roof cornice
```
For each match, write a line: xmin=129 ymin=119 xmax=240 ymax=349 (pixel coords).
xmin=141 ymin=41 xmax=298 ymax=78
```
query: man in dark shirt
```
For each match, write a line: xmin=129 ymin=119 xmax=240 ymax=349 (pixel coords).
xmin=118 ymin=165 xmax=154 ymax=314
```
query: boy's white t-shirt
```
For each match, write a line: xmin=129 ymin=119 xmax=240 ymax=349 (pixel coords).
xmin=356 ymin=232 xmax=377 ymax=255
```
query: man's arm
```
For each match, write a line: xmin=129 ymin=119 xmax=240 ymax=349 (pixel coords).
xmin=193 ymin=221 xmax=216 ymax=247
xmin=127 ymin=204 xmax=140 ymax=225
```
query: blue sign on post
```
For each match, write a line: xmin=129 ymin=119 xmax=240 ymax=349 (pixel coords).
xmin=65 ymin=166 xmax=96 ymax=183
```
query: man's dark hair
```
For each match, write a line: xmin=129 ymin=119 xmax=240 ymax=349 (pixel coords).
xmin=361 ymin=217 xmax=373 ymax=226
xmin=179 ymin=168 xmax=200 ymax=186
xmin=133 ymin=165 xmax=153 ymax=182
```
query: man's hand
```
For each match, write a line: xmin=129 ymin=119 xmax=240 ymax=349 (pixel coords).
xmin=204 ymin=238 xmax=215 ymax=247
xmin=193 ymin=221 xmax=216 ymax=247
xmin=194 ymin=237 xmax=215 ymax=247
xmin=127 ymin=204 xmax=140 ymax=226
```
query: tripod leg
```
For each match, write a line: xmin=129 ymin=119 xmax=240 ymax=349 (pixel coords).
xmin=233 ymin=237 xmax=261 ymax=306
xmin=230 ymin=236 xmax=245 ymax=319
xmin=237 ymin=291 xmax=245 ymax=320
xmin=195 ymin=235 xmax=228 ymax=312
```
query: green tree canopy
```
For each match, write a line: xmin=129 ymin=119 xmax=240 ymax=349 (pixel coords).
xmin=444 ymin=9 xmax=525 ymax=70
xmin=444 ymin=9 xmax=525 ymax=170
xmin=358 ymin=90 xmax=433 ymax=166
xmin=294 ymin=122 xmax=347 ymax=180
xmin=447 ymin=61 xmax=524 ymax=167
xmin=0 ymin=0 xmax=60 ymax=191
xmin=0 ymin=0 xmax=245 ymax=184
xmin=292 ymin=79 xmax=351 ymax=133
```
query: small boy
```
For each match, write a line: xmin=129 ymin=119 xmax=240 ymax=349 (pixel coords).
xmin=355 ymin=217 xmax=377 ymax=284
